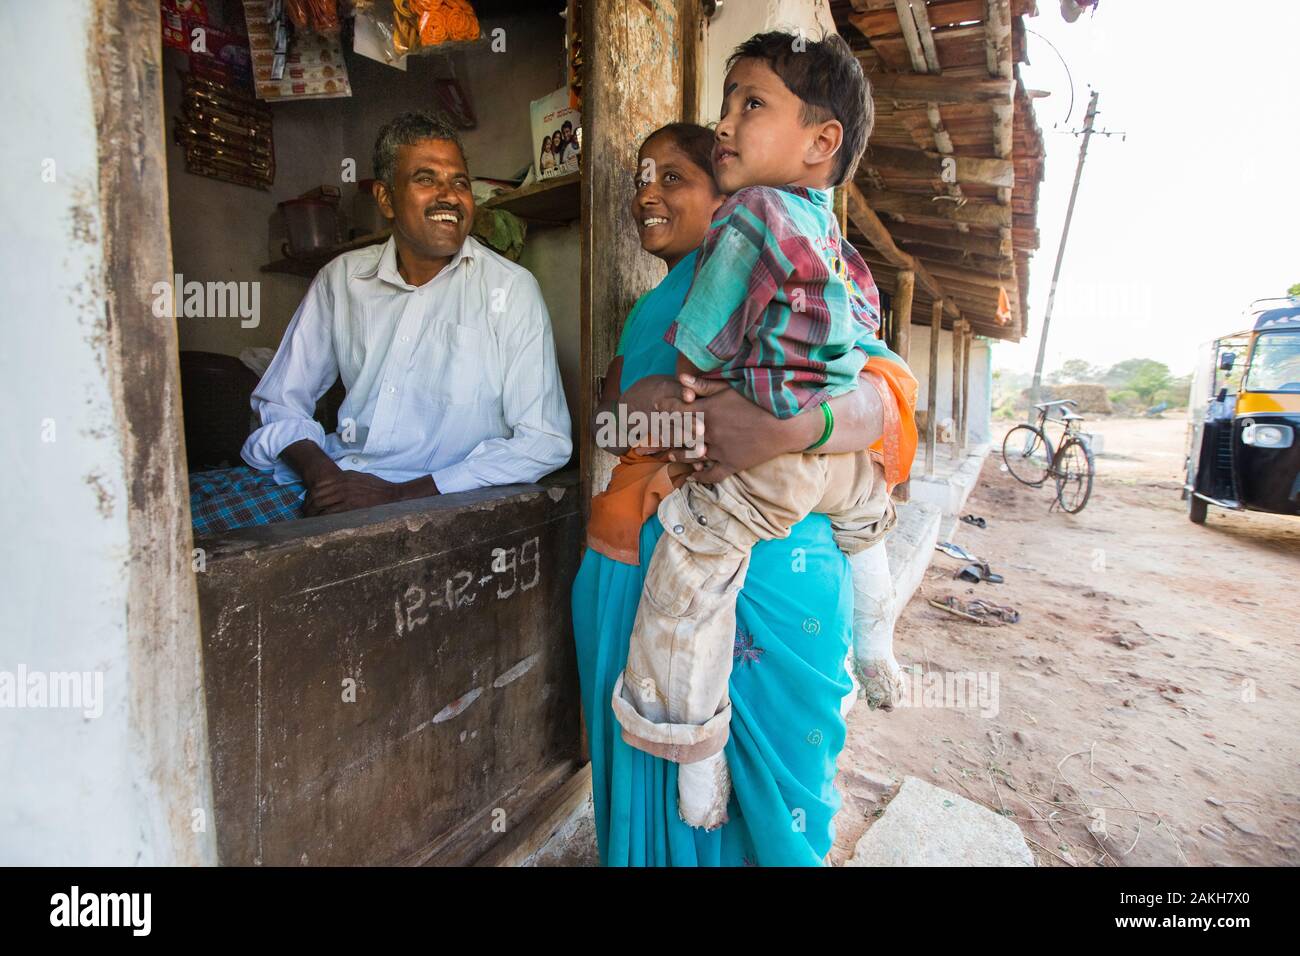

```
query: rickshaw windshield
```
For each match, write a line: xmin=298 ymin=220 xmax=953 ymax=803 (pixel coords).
xmin=1246 ymin=330 xmax=1300 ymax=393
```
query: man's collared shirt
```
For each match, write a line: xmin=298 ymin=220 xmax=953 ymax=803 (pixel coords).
xmin=242 ymin=234 xmax=572 ymax=494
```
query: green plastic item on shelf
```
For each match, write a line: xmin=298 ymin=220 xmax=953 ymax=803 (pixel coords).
xmin=471 ymin=206 xmax=528 ymax=261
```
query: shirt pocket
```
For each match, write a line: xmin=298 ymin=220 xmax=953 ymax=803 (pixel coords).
xmin=412 ymin=321 xmax=488 ymax=408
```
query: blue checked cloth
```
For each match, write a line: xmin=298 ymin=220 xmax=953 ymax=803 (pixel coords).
xmin=190 ymin=466 xmax=306 ymax=537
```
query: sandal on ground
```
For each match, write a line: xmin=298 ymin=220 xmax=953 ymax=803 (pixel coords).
xmin=929 ymin=595 xmax=1019 ymax=626
xmin=935 ymin=540 xmax=978 ymax=562
xmin=955 ymin=561 xmax=1004 ymax=585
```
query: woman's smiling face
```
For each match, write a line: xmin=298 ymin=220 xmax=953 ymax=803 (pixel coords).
xmin=631 ymin=134 xmax=724 ymax=269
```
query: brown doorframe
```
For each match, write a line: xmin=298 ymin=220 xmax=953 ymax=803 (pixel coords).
xmin=93 ymin=0 xmax=216 ymax=864
xmin=578 ymin=0 xmax=703 ymax=511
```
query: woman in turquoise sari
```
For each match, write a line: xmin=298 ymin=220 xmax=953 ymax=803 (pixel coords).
xmin=571 ymin=123 xmax=913 ymax=866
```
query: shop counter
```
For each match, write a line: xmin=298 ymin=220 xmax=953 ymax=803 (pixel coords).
xmin=195 ymin=470 xmax=584 ymax=865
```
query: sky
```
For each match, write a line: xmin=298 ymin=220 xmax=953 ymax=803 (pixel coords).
xmin=992 ymin=1 xmax=1300 ymax=377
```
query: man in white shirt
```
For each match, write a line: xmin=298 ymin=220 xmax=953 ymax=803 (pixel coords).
xmin=191 ymin=113 xmax=572 ymax=535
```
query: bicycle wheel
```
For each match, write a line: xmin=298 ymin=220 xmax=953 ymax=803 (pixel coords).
xmin=1054 ymin=437 xmax=1095 ymax=513
xmin=1002 ymin=424 xmax=1053 ymax=486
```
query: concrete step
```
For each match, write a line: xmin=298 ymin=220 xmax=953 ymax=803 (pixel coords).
xmin=845 ymin=776 xmax=1035 ymax=867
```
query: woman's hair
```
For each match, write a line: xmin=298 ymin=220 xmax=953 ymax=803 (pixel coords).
xmin=640 ymin=122 xmax=720 ymax=192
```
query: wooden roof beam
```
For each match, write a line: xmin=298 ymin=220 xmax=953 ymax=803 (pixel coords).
xmin=892 ymin=0 xmax=931 ymax=72
xmin=891 ymin=1 xmax=972 ymax=232
xmin=851 ymin=0 xmax=987 ymax=38
xmin=986 ymin=0 xmax=1015 ymax=214
xmin=866 ymin=72 xmax=1014 ymax=105
xmin=896 ymin=242 xmax=1014 ymax=275
xmin=861 ymin=188 xmax=1013 ymax=227
xmin=889 ymin=221 xmax=1012 ymax=258
xmin=843 ymin=182 xmax=961 ymax=320
xmin=863 ymin=144 xmax=1015 ymax=188
xmin=928 ymin=262 xmax=1020 ymax=290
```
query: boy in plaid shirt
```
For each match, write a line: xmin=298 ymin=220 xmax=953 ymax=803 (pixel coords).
xmin=611 ymin=32 xmax=913 ymax=829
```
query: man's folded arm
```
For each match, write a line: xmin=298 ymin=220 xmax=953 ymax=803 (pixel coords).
xmin=241 ymin=275 xmax=340 ymax=484
xmin=430 ymin=274 xmax=573 ymax=494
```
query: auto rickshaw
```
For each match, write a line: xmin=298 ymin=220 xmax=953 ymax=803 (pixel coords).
xmin=1184 ymin=297 xmax=1300 ymax=524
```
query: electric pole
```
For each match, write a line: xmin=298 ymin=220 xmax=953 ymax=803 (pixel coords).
xmin=1027 ymin=89 xmax=1101 ymax=414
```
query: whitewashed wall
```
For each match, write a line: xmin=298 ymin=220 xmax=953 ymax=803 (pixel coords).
xmin=0 ymin=2 xmax=216 ymax=865
xmin=907 ymin=325 xmax=994 ymax=445
xmin=967 ymin=339 xmax=993 ymax=443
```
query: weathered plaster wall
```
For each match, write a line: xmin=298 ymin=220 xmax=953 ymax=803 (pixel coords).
xmin=968 ymin=339 xmax=993 ymax=443
xmin=0 ymin=0 xmax=215 ymax=866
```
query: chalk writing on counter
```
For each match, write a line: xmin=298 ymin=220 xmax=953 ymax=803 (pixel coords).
xmin=394 ymin=535 xmax=541 ymax=637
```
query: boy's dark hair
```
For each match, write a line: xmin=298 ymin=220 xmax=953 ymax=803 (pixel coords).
xmin=728 ymin=31 xmax=873 ymax=187
xmin=640 ymin=123 xmax=721 ymax=192
xmin=372 ymin=111 xmax=467 ymax=187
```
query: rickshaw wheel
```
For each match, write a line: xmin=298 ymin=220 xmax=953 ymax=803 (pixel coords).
xmin=1188 ymin=493 xmax=1208 ymax=524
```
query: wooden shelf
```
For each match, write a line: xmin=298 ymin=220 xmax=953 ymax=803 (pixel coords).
xmin=259 ymin=174 xmax=581 ymax=278
xmin=480 ymin=172 xmax=580 ymax=225
xmin=261 ymin=230 xmax=390 ymax=278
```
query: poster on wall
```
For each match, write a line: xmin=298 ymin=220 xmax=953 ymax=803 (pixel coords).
xmin=530 ymin=86 xmax=581 ymax=181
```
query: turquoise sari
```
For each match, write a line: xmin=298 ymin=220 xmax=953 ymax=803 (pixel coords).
xmin=571 ymin=250 xmax=855 ymax=866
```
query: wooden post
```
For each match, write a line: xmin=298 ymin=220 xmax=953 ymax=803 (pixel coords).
xmin=926 ymin=298 xmax=942 ymax=477
xmin=951 ymin=319 xmax=964 ymax=454
xmin=960 ymin=325 xmax=973 ymax=454
xmin=580 ymin=0 xmax=693 ymax=508
xmin=893 ymin=269 xmax=914 ymax=362
xmin=890 ymin=270 xmax=916 ymax=502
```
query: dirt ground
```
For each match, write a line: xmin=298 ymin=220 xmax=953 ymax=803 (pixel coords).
xmin=831 ymin=416 xmax=1300 ymax=867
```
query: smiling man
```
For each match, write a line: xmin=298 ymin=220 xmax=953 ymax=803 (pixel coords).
xmin=191 ymin=112 xmax=572 ymax=534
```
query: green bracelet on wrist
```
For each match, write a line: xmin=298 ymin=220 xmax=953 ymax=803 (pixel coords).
xmin=804 ymin=400 xmax=834 ymax=451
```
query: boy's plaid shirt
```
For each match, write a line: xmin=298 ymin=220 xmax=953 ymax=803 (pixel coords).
xmin=664 ymin=184 xmax=882 ymax=419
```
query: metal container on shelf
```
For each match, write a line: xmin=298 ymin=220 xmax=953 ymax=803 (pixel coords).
xmin=278 ymin=197 xmax=340 ymax=258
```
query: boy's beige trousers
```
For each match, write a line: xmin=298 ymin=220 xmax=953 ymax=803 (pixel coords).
xmin=610 ymin=449 xmax=895 ymax=828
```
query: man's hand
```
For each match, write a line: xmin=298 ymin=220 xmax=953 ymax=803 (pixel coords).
xmin=304 ymin=471 xmax=402 ymax=515
xmin=282 ymin=439 xmax=343 ymax=488
xmin=283 ymin=439 xmax=440 ymax=516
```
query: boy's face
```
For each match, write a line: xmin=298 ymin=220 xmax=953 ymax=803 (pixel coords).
xmin=713 ymin=57 xmax=837 ymax=192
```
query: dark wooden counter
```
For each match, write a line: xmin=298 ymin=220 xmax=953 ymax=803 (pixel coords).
xmin=195 ymin=471 xmax=584 ymax=865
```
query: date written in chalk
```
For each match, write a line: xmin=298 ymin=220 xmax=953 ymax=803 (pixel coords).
xmin=394 ymin=536 xmax=540 ymax=635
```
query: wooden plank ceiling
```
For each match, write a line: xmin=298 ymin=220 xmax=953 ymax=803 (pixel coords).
xmin=831 ymin=0 xmax=1046 ymax=341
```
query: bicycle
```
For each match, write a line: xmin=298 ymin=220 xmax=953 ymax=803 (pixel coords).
xmin=1001 ymin=399 xmax=1096 ymax=513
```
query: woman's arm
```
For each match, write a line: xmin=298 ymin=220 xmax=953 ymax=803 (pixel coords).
xmin=591 ymin=355 xmax=699 ymax=458
xmin=660 ymin=368 xmax=891 ymax=483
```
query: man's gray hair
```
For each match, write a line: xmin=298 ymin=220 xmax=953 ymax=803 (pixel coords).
xmin=372 ymin=112 xmax=467 ymax=187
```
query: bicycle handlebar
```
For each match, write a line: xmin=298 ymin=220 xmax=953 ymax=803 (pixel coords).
xmin=1033 ymin=399 xmax=1078 ymax=410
